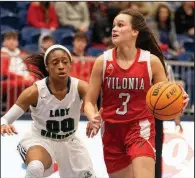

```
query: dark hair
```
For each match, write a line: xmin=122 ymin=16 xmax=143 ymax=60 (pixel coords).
xmin=24 ymin=54 xmax=48 ymax=79
xmin=155 ymin=4 xmax=172 ymax=31
xmin=42 ymin=35 xmax=54 ymax=42
xmin=119 ymin=9 xmax=167 ymax=75
xmin=3 ymin=31 xmax=18 ymax=40
xmin=73 ymin=31 xmax=88 ymax=42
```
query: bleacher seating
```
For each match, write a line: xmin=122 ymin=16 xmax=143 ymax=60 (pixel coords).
xmin=0 ymin=2 xmax=194 ymax=58
xmin=18 ymin=10 xmax=28 ymax=28
xmin=0 ymin=2 xmax=17 ymax=13
xmin=1 ymin=11 xmax=20 ymax=30
xmin=52 ymin=28 xmax=74 ymax=45
xmin=22 ymin=44 xmax=39 ymax=54
xmin=87 ymin=47 xmax=104 ymax=57
xmin=1 ymin=25 xmax=15 ymax=35
xmin=16 ymin=2 xmax=30 ymax=10
xmin=21 ymin=27 xmax=41 ymax=46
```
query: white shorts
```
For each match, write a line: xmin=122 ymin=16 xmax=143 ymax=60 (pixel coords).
xmin=17 ymin=124 xmax=95 ymax=178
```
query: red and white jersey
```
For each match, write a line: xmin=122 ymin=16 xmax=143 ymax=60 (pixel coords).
xmin=102 ymin=48 xmax=154 ymax=123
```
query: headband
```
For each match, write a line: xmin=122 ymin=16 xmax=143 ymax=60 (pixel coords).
xmin=44 ymin=44 xmax=72 ymax=66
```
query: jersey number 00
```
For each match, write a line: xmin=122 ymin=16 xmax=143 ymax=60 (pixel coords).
xmin=46 ymin=118 xmax=74 ymax=133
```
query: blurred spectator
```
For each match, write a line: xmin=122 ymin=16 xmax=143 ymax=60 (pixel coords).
xmin=151 ymin=2 xmax=169 ymax=13
xmin=38 ymin=33 xmax=55 ymax=53
xmin=71 ymin=31 xmax=88 ymax=57
xmin=119 ymin=2 xmax=131 ymax=10
xmin=69 ymin=32 xmax=94 ymax=82
xmin=174 ymin=2 xmax=194 ymax=36
xmin=27 ymin=2 xmax=58 ymax=31
xmin=91 ymin=2 xmax=121 ymax=45
xmin=55 ymin=2 xmax=90 ymax=32
xmin=1 ymin=31 xmax=37 ymax=110
xmin=149 ymin=4 xmax=185 ymax=59
xmin=129 ymin=2 xmax=152 ymax=18
xmin=128 ymin=2 xmax=139 ymax=11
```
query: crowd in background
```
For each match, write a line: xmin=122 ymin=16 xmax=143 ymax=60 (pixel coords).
xmin=0 ymin=1 xmax=194 ymax=111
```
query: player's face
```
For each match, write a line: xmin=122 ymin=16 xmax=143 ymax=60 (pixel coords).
xmin=46 ymin=49 xmax=72 ymax=79
xmin=112 ymin=14 xmax=138 ymax=46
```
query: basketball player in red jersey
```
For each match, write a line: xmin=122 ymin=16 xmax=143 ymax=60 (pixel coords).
xmin=84 ymin=10 xmax=189 ymax=178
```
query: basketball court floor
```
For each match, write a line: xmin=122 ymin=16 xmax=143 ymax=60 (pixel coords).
xmin=1 ymin=120 xmax=194 ymax=178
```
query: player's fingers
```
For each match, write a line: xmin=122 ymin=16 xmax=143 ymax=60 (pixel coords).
xmin=92 ymin=127 xmax=99 ymax=137
xmin=1 ymin=128 xmax=5 ymax=136
xmin=10 ymin=125 xmax=18 ymax=134
xmin=178 ymin=84 xmax=185 ymax=93
xmin=86 ymin=122 xmax=91 ymax=129
xmin=4 ymin=128 xmax=10 ymax=135
xmin=86 ymin=127 xmax=92 ymax=137
xmin=86 ymin=123 xmax=93 ymax=137
xmin=86 ymin=127 xmax=89 ymax=137
xmin=183 ymin=97 xmax=190 ymax=105
xmin=92 ymin=118 xmax=101 ymax=124
xmin=7 ymin=125 xmax=16 ymax=135
xmin=179 ymin=127 xmax=183 ymax=134
xmin=91 ymin=131 xmax=95 ymax=138
xmin=90 ymin=122 xmax=100 ymax=129
xmin=183 ymin=93 xmax=189 ymax=100
xmin=6 ymin=127 xmax=14 ymax=135
xmin=92 ymin=128 xmax=97 ymax=136
xmin=92 ymin=128 xmax=99 ymax=137
xmin=89 ymin=130 xmax=94 ymax=138
xmin=181 ymin=98 xmax=190 ymax=113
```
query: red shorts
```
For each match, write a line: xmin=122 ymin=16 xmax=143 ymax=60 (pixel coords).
xmin=102 ymin=118 xmax=156 ymax=174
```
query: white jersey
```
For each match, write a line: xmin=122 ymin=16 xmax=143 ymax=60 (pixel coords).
xmin=30 ymin=77 xmax=82 ymax=135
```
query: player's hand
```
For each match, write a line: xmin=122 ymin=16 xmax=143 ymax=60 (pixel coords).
xmin=86 ymin=121 xmax=99 ymax=138
xmin=1 ymin=124 xmax=18 ymax=136
xmin=87 ymin=108 xmax=103 ymax=137
xmin=178 ymin=84 xmax=189 ymax=114
xmin=175 ymin=123 xmax=183 ymax=134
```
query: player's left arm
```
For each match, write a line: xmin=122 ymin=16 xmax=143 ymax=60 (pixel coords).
xmin=150 ymin=54 xmax=189 ymax=113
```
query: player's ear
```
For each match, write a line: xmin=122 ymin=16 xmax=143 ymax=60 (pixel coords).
xmin=132 ymin=29 xmax=139 ymax=37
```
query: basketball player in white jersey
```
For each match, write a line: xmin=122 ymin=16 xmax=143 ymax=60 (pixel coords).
xmin=0 ymin=45 xmax=96 ymax=178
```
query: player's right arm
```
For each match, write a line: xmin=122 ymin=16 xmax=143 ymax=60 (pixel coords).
xmin=1 ymin=84 xmax=38 ymax=136
xmin=84 ymin=55 xmax=104 ymax=135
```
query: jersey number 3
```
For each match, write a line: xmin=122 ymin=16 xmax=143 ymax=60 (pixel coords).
xmin=46 ymin=118 xmax=74 ymax=133
xmin=116 ymin=93 xmax=130 ymax=115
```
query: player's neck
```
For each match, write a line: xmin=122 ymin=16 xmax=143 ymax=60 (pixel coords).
xmin=117 ymin=45 xmax=137 ymax=61
xmin=48 ymin=77 xmax=68 ymax=91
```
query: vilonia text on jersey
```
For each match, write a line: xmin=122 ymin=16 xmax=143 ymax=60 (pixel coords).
xmin=106 ymin=77 xmax=144 ymax=90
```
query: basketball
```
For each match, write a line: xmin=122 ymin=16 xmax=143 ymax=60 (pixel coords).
xmin=146 ymin=81 xmax=184 ymax=120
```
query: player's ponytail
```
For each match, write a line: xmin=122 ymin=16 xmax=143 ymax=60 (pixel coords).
xmin=24 ymin=53 xmax=49 ymax=79
xmin=119 ymin=9 xmax=167 ymax=75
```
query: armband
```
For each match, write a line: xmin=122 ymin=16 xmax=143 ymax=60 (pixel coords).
xmin=1 ymin=104 xmax=24 ymax=125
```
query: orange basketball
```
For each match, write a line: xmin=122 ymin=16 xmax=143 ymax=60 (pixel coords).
xmin=146 ymin=81 xmax=184 ymax=120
